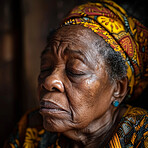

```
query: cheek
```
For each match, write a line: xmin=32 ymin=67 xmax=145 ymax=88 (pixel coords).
xmin=75 ymin=77 xmax=102 ymax=106
xmin=70 ymin=76 xmax=112 ymax=124
xmin=90 ymin=83 xmax=114 ymax=118
xmin=69 ymin=78 xmax=101 ymax=121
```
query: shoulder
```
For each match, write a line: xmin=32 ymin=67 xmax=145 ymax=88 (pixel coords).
xmin=123 ymin=105 xmax=148 ymax=117
xmin=121 ymin=105 xmax=148 ymax=134
xmin=117 ymin=105 xmax=148 ymax=147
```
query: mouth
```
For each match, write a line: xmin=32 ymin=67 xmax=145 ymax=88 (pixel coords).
xmin=39 ymin=100 xmax=69 ymax=114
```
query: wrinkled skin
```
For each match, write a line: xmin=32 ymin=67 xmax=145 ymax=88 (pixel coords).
xmin=38 ymin=25 xmax=127 ymax=147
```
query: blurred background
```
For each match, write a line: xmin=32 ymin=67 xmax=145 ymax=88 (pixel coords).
xmin=0 ymin=0 xmax=148 ymax=146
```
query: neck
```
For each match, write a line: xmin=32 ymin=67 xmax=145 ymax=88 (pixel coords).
xmin=61 ymin=107 xmax=121 ymax=148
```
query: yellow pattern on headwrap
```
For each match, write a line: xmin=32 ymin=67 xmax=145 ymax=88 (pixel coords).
xmin=63 ymin=0 xmax=148 ymax=99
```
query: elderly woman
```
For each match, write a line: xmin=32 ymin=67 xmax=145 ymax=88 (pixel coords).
xmin=5 ymin=0 xmax=148 ymax=147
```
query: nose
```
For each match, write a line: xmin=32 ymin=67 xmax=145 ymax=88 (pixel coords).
xmin=42 ymin=75 xmax=65 ymax=93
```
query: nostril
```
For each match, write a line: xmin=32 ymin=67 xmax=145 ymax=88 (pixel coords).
xmin=41 ymin=82 xmax=64 ymax=93
xmin=51 ymin=87 xmax=61 ymax=92
xmin=42 ymin=77 xmax=65 ymax=93
xmin=50 ymin=80 xmax=65 ymax=93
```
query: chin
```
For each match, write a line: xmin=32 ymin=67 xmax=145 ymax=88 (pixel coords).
xmin=42 ymin=116 xmax=71 ymax=133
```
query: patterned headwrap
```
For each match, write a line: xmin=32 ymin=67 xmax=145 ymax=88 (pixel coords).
xmin=62 ymin=0 xmax=148 ymax=99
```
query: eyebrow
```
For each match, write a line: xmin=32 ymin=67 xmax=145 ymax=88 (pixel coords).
xmin=41 ymin=46 xmax=84 ymax=57
xmin=65 ymin=48 xmax=84 ymax=56
xmin=64 ymin=47 xmax=86 ymax=60
xmin=64 ymin=48 xmax=95 ymax=69
xmin=41 ymin=46 xmax=95 ymax=70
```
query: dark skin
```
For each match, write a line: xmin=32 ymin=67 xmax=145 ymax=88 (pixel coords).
xmin=38 ymin=25 xmax=128 ymax=147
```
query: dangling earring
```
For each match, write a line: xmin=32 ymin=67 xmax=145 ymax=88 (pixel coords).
xmin=113 ymin=100 xmax=119 ymax=107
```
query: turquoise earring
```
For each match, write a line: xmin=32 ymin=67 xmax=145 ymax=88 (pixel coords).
xmin=113 ymin=100 xmax=119 ymax=107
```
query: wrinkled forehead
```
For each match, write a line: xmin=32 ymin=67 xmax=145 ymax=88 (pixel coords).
xmin=45 ymin=25 xmax=107 ymax=56
xmin=42 ymin=25 xmax=107 ymax=68
xmin=52 ymin=25 xmax=101 ymax=47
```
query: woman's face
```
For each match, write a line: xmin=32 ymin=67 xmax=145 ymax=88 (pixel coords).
xmin=38 ymin=25 xmax=115 ymax=133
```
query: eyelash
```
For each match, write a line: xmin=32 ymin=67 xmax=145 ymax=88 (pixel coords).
xmin=41 ymin=67 xmax=53 ymax=73
xmin=66 ymin=69 xmax=85 ymax=77
xmin=39 ymin=66 xmax=85 ymax=79
xmin=39 ymin=67 xmax=53 ymax=78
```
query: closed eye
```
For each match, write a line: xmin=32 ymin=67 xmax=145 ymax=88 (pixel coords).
xmin=39 ymin=67 xmax=54 ymax=78
xmin=41 ymin=68 xmax=52 ymax=73
xmin=66 ymin=69 xmax=85 ymax=77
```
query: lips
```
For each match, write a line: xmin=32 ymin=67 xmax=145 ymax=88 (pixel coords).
xmin=40 ymin=100 xmax=68 ymax=113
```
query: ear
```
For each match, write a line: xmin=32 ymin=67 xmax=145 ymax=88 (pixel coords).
xmin=112 ymin=77 xmax=128 ymax=103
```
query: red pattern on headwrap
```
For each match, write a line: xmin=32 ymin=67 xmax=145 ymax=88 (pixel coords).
xmin=63 ymin=0 xmax=148 ymax=99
